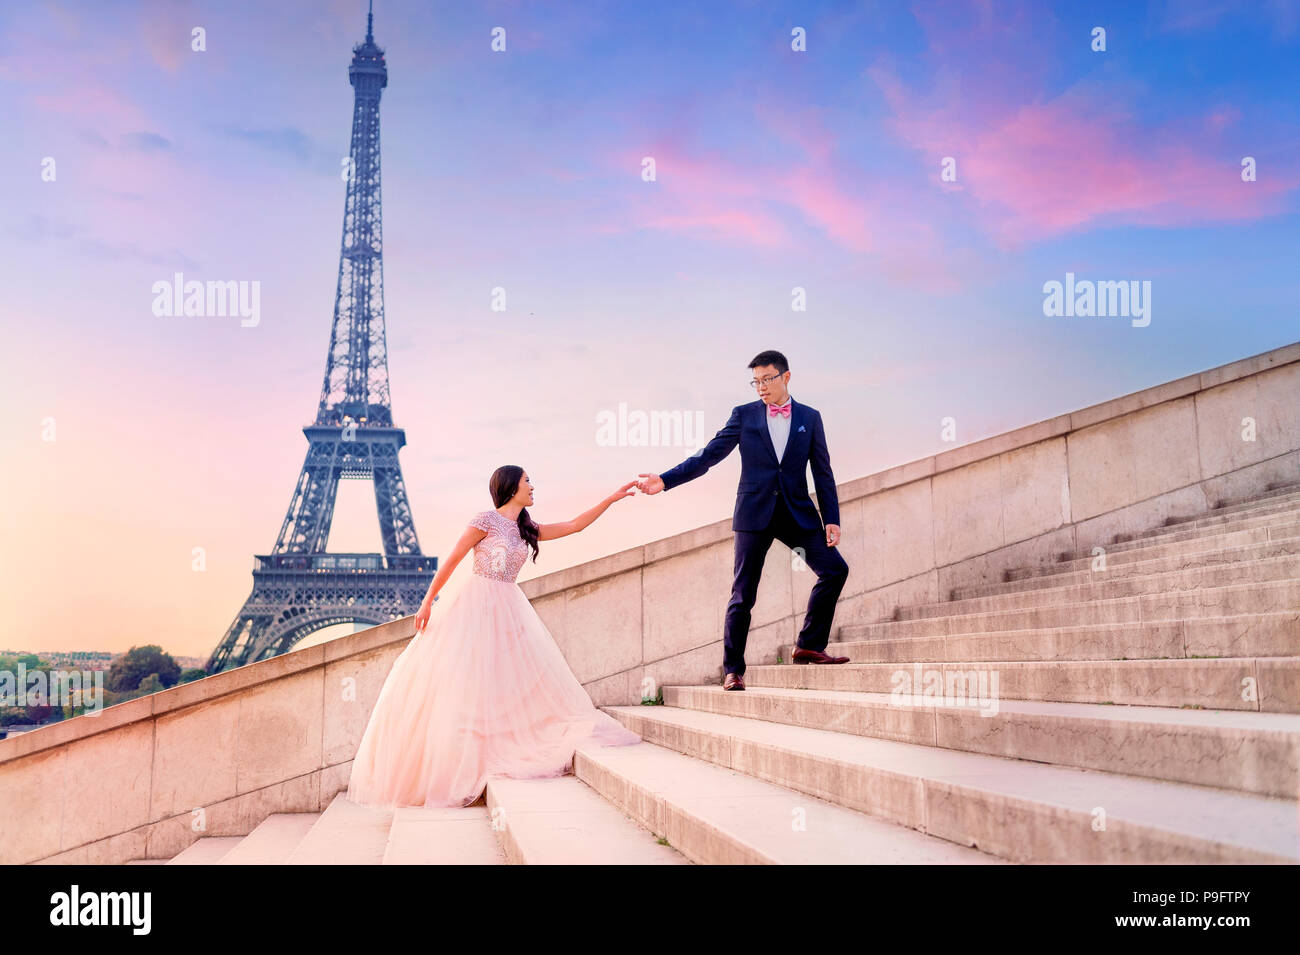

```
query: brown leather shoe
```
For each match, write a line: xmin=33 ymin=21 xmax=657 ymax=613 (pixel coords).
xmin=792 ymin=647 xmax=850 ymax=665
xmin=722 ymin=672 xmax=746 ymax=690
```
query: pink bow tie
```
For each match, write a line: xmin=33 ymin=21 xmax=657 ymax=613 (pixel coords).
xmin=768 ymin=401 xmax=791 ymax=419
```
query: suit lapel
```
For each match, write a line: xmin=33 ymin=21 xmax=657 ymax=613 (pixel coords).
xmin=756 ymin=400 xmax=779 ymax=465
xmin=789 ymin=398 xmax=805 ymax=454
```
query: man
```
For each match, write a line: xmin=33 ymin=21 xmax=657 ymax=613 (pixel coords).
xmin=637 ymin=350 xmax=850 ymax=690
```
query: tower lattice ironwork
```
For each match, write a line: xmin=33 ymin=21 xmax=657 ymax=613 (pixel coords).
xmin=207 ymin=4 xmax=434 ymax=672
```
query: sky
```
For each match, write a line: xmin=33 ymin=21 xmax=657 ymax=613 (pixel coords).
xmin=1 ymin=0 xmax=1297 ymax=659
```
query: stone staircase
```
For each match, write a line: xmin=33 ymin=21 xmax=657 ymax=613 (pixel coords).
xmin=125 ymin=481 xmax=1300 ymax=864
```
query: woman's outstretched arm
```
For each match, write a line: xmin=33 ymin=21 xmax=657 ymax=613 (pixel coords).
xmin=413 ymin=524 xmax=487 ymax=632
xmin=537 ymin=481 xmax=637 ymax=541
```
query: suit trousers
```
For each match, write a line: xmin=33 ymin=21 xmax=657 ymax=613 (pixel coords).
xmin=723 ymin=493 xmax=849 ymax=676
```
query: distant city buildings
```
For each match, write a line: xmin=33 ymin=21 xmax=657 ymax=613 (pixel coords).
xmin=0 ymin=650 xmax=208 ymax=671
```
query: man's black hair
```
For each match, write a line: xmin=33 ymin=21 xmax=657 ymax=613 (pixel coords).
xmin=747 ymin=350 xmax=789 ymax=375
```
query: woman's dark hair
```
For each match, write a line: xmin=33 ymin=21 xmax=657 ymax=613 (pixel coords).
xmin=489 ymin=465 xmax=540 ymax=562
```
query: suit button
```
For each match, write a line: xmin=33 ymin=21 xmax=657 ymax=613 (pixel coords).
xmin=772 ymin=490 xmax=778 ymax=496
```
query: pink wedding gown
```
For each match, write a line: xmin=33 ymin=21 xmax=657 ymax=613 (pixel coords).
xmin=346 ymin=508 xmax=642 ymax=809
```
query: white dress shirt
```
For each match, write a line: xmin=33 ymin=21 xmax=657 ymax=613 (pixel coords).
xmin=766 ymin=396 xmax=793 ymax=463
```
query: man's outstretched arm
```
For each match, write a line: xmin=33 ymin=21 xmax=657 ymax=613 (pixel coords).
xmin=639 ymin=405 xmax=742 ymax=493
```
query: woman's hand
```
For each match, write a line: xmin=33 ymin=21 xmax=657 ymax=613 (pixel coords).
xmin=607 ymin=480 xmax=638 ymax=505
xmin=414 ymin=599 xmax=432 ymax=634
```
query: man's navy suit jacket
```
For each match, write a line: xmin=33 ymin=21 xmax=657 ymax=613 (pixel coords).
xmin=659 ymin=398 xmax=840 ymax=533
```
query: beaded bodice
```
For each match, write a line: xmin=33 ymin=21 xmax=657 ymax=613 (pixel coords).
xmin=469 ymin=509 xmax=530 ymax=582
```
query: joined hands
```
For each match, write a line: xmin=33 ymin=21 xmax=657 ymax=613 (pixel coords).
xmin=635 ymin=473 xmax=664 ymax=495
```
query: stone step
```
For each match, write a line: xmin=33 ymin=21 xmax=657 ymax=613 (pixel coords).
xmin=1087 ymin=500 xmax=1300 ymax=560
xmin=1209 ymin=481 xmax=1300 ymax=509
xmin=1112 ymin=493 xmax=1300 ymax=545
xmin=1121 ymin=490 xmax=1300 ymax=543
xmin=283 ymin=792 xmax=393 ymax=864
xmin=756 ymin=653 xmax=1299 ymax=712
xmin=840 ymin=580 xmax=1300 ymax=642
xmin=602 ymin=705 xmax=1298 ymax=863
xmin=662 ymin=685 xmax=1300 ymax=798
xmin=953 ymin=524 xmax=1300 ymax=602
xmin=1154 ymin=484 xmax=1300 ymax=525
xmin=1003 ymin=516 xmax=1300 ymax=590
xmin=381 ymin=805 xmax=506 ymax=864
xmin=1185 ymin=482 xmax=1300 ymax=514
xmin=165 ymin=835 xmax=243 ymax=865
xmin=573 ymin=738 xmax=1005 ymax=864
xmin=908 ymin=553 xmax=1300 ymax=621
xmin=216 ymin=813 xmax=321 ymax=865
xmin=483 ymin=773 xmax=689 ymax=864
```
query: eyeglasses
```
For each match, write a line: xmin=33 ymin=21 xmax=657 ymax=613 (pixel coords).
xmin=749 ymin=373 xmax=785 ymax=388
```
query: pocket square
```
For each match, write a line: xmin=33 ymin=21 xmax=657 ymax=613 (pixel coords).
xmin=797 ymin=425 xmax=806 ymax=432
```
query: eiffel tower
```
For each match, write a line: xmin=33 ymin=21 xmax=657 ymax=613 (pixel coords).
xmin=207 ymin=3 xmax=434 ymax=673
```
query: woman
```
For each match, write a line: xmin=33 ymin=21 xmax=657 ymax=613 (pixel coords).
xmin=346 ymin=465 xmax=643 ymax=809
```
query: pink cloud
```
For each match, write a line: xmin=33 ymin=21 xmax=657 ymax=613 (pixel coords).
xmin=608 ymin=146 xmax=791 ymax=247
xmin=880 ymin=83 xmax=1296 ymax=245
xmin=596 ymin=136 xmax=988 ymax=294
xmin=779 ymin=166 xmax=874 ymax=253
xmin=868 ymin=5 xmax=1299 ymax=247
xmin=601 ymin=145 xmax=830 ymax=249
xmin=590 ymin=90 xmax=988 ymax=293
xmin=983 ymin=100 xmax=1288 ymax=234
xmin=602 ymin=100 xmax=881 ymax=256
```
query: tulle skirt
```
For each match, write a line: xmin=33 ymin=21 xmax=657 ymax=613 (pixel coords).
xmin=346 ymin=569 xmax=642 ymax=809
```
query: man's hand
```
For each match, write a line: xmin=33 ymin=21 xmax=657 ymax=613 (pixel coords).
xmin=636 ymin=473 xmax=665 ymax=495
xmin=825 ymin=523 xmax=841 ymax=547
